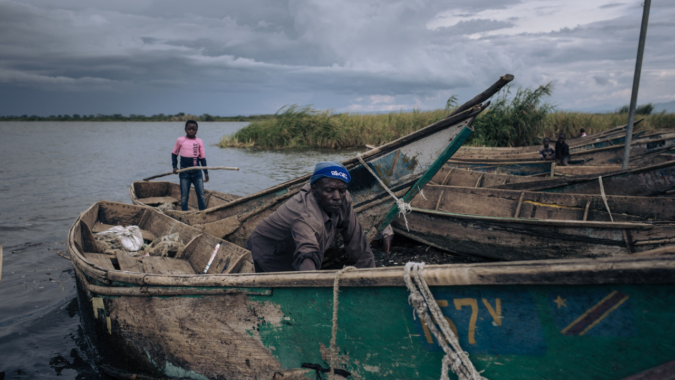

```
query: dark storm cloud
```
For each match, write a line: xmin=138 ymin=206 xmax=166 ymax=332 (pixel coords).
xmin=0 ymin=0 xmax=673 ymax=116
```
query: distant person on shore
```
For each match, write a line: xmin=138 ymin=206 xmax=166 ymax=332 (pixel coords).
xmin=172 ymin=120 xmax=209 ymax=211
xmin=539 ymin=137 xmax=555 ymax=160
xmin=555 ymin=133 xmax=570 ymax=166
xmin=578 ymin=128 xmax=587 ymax=137
xmin=245 ymin=161 xmax=375 ymax=272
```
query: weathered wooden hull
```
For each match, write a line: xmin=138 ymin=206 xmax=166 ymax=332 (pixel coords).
xmin=71 ymin=240 xmax=675 ymax=380
xmin=392 ymin=186 xmax=675 ymax=261
xmin=453 ymin=121 xmax=648 ymax=158
xmin=130 ymin=181 xmax=241 ymax=210
xmin=156 ymin=106 xmax=485 ymax=246
xmin=444 ymin=160 xmax=628 ymax=177
xmin=450 ymin=135 xmax=675 ymax=165
xmin=494 ymin=161 xmax=675 ymax=196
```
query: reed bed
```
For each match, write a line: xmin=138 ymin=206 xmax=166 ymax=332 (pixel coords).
xmin=219 ymin=89 xmax=675 ymax=149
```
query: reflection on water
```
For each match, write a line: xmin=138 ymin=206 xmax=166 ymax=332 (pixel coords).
xmin=0 ymin=121 xmax=362 ymax=379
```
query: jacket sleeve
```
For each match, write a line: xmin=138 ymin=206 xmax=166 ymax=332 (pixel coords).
xmin=199 ymin=158 xmax=208 ymax=175
xmin=172 ymin=153 xmax=178 ymax=169
xmin=339 ymin=204 xmax=375 ymax=268
xmin=290 ymin=217 xmax=323 ymax=270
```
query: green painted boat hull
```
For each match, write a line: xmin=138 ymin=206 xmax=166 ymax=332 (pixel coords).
xmin=78 ymin=274 xmax=675 ymax=380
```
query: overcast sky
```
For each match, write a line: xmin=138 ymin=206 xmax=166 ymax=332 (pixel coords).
xmin=0 ymin=0 xmax=673 ymax=116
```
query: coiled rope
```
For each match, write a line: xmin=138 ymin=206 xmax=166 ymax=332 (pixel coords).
xmin=404 ymin=262 xmax=486 ymax=380
xmin=356 ymin=153 xmax=413 ymax=231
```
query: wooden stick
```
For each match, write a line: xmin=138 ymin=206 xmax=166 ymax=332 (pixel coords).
xmin=0 ymin=245 xmax=3 ymax=283
xmin=143 ymin=166 xmax=239 ymax=181
xmin=583 ymin=201 xmax=591 ymax=221
xmin=514 ymin=192 xmax=525 ymax=218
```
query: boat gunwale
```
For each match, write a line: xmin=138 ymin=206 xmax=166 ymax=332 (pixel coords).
xmin=449 ymin=134 xmax=675 ymax=163
xmin=406 ymin=205 xmax=654 ymax=229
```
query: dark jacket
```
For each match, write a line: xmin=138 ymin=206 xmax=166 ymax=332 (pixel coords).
xmin=245 ymin=183 xmax=375 ymax=272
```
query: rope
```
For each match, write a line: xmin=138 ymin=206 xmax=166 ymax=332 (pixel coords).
xmin=330 ymin=266 xmax=354 ymax=379
xmin=598 ymin=176 xmax=614 ymax=222
xmin=356 ymin=153 xmax=412 ymax=231
xmin=404 ymin=262 xmax=486 ymax=380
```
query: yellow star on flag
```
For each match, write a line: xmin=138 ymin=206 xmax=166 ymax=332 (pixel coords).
xmin=554 ymin=295 xmax=567 ymax=308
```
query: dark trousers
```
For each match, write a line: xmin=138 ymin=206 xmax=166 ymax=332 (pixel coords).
xmin=179 ymin=170 xmax=206 ymax=211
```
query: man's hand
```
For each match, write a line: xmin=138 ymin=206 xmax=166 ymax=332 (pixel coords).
xmin=173 ymin=168 xmax=178 ymax=174
xmin=204 ymin=173 xmax=210 ymax=183
xmin=299 ymin=258 xmax=316 ymax=271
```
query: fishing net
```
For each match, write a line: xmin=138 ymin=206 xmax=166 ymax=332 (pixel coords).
xmin=94 ymin=234 xmax=126 ymax=256
xmin=141 ymin=233 xmax=185 ymax=258
xmin=157 ymin=202 xmax=177 ymax=213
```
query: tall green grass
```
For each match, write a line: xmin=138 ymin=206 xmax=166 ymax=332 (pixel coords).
xmin=218 ymin=105 xmax=449 ymax=149
xmin=219 ymin=89 xmax=675 ymax=149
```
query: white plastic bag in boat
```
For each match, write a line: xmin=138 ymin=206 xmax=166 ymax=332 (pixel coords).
xmin=97 ymin=226 xmax=144 ymax=252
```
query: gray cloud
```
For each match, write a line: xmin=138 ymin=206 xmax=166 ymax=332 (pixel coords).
xmin=0 ymin=0 xmax=673 ymax=116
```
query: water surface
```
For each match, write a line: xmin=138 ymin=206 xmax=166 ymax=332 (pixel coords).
xmin=0 ymin=121 xmax=360 ymax=379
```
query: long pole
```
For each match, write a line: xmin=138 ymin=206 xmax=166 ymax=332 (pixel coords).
xmin=622 ymin=0 xmax=651 ymax=169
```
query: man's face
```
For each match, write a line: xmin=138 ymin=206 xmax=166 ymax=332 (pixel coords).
xmin=185 ymin=124 xmax=198 ymax=138
xmin=543 ymin=138 xmax=550 ymax=147
xmin=558 ymin=134 xmax=565 ymax=144
xmin=311 ymin=178 xmax=347 ymax=213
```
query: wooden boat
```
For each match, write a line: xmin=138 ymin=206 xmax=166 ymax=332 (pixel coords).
xmin=156 ymin=84 xmax=510 ymax=245
xmin=434 ymin=161 xmax=675 ymax=197
xmin=391 ymin=185 xmax=675 ymax=261
xmin=449 ymin=135 xmax=675 ymax=166
xmin=494 ymin=160 xmax=675 ymax=196
xmin=452 ymin=120 xmax=649 ymax=158
xmin=69 ymin=202 xmax=675 ymax=379
xmin=130 ymin=181 xmax=240 ymax=210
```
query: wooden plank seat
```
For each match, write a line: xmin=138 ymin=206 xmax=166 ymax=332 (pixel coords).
xmin=137 ymin=196 xmax=180 ymax=205
xmin=83 ymin=252 xmax=116 ymax=270
xmin=142 ymin=256 xmax=196 ymax=274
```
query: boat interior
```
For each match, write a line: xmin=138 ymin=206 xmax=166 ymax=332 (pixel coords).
xmin=72 ymin=201 xmax=254 ymax=276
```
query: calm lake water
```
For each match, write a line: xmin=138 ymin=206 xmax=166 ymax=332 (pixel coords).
xmin=0 ymin=121 xmax=360 ymax=379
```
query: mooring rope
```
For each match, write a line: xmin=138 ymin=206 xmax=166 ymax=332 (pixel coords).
xmin=330 ymin=266 xmax=355 ymax=379
xmin=404 ymin=262 xmax=486 ymax=380
xmin=356 ymin=153 xmax=412 ymax=231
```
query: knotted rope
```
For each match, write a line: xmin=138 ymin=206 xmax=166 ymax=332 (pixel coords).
xmin=356 ymin=153 xmax=412 ymax=231
xmin=329 ymin=266 xmax=355 ymax=379
xmin=404 ymin=262 xmax=486 ymax=380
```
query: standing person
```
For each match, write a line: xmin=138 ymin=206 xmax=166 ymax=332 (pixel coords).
xmin=555 ymin=133 xmax=571 ymax=166
xmin=539 ymin=137 xmax=555 ymax=160
xmin=245 ymin=161 xmax=375 ymax=272
xmin=172 ymin=120 xmax=209 ymax=211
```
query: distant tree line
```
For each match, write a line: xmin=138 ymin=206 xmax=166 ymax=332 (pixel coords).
xmin=0 ymin=112 xmax=274 ymax=122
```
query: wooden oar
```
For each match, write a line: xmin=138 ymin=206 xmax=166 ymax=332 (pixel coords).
xmin=143 ymin=166 xmax=239 ymax=181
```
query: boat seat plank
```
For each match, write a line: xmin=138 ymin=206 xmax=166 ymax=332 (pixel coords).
xmin=92 ymin=222 xmax=158 ymax=242
xmin=84 ymin=253 xmax=116 ymax=270
xmin=138 ymin=196 xmax=180 ymax=205
xmin=142 ymin=256 xmax=196 ymax=274
xmin=116 ymin=251 xmax=143 ymax=272
xmin=188 ymin=235 xmax=250 ymax=274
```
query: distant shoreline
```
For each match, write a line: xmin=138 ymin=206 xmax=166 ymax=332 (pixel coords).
xmin=0 ymin=113 xmax=274 ymax=122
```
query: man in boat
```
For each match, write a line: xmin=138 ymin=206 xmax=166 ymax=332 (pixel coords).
xmin=172 ymin=120 xmax=209 ymax=211
xmin=539 ymin=137 xmax=555 ymax=161
xmin=578 ymin=128 xmax=587 ymax=137
xmin=555 ymin=133 xmax=571 ymax=166
xmin=245 ymin=161 xmax=376 ymax=272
